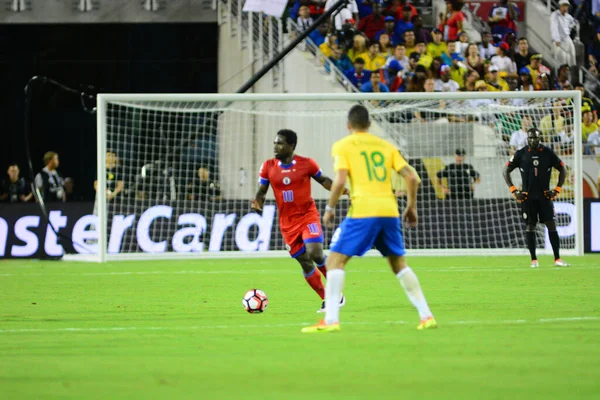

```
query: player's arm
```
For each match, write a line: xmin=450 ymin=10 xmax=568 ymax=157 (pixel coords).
xmin=252 ymin=162 xmax=271 ymax=214
xmin=251 ymin=183 xmax=269 ymax=215
xmin=435 ymin=168 xmax=449 ymax=194
xmin=309 ymin=158 xmax=348 ymax=195
xmin=545 ymin=152 xmax=567 ymax=200
xmin=503 ymin=152 xmax=527 ymax=202
xmin=323 ymin=144 xmax=349 ymax=228
xmin=109 ymin=180 xmax=124 ymax=201
xmin=398 ymin=164 xmax=419 ymax=227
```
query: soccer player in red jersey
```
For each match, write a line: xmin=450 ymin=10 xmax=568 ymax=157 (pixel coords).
xmin=251 ymin=129 xmax=346 ymax=312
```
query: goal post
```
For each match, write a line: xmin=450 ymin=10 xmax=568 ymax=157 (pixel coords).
xmin=87 ymin=91 xmax=583 ymax=262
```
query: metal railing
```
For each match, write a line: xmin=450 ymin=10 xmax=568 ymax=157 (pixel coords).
xmin=216 ymin=0 xmax=285 ymax=91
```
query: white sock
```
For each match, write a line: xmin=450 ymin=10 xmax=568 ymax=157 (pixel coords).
xmin=396 ymin=267 xmax=433 ymax=320
xmin=324 ymin=269 xmax=345 ymax=325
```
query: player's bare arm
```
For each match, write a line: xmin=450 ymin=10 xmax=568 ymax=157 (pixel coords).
xmin=544 ymin=163 xmax=566 ymax=200
xmin=313 ymin=174 xmax=349 ymax=196
xmin=251 ymin=183 xmax=269 ymax=214
xmin=323 ymin=169 xmax=348 ymax=229
xmin=503 ymin=161 xmax=527 ymax=202
xmin=399 ymin=165 xmax=419 ymax=227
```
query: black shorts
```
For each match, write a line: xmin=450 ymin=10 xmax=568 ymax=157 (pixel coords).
xmin=522 ymin=197 xmax=555 ymax=223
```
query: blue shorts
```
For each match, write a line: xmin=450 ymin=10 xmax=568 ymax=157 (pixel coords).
xmin=330 ymin=217 xmax=406 ymax=257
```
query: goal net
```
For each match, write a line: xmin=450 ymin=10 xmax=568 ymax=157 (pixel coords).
xmin=92 ymin=92 xmax=583 ymax=261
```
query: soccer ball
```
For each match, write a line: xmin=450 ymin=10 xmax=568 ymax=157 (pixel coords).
xmin=242 ymin=289 xmax=268 ymax=313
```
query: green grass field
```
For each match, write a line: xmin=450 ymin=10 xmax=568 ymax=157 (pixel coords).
xmin=1 ymin=255 xmax=600 ymax=399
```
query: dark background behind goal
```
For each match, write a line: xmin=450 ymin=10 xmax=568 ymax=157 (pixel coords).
xmin=0 ymin=23 xmax=218 ymax=201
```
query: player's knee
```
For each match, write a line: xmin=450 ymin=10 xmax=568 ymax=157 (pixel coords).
xmin=526 ymin=224 xmax=537 ymax=232
xmin=306 ymin=247 xmax=324 ymax=264
xmin=545 ymin=221 xmax=557 ymax=232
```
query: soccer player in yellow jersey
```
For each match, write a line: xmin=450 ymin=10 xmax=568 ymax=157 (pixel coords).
xmin=302 ymin=105 xmax=437 ymax=333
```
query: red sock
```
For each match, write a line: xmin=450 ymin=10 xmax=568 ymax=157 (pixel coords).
xmin=317 ymin=265 xmax=327 ymax=278
xmin=304 ymin=268 xmax=325 ymax=300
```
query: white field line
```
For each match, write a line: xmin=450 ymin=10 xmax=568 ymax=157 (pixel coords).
xmin=0 ymin=266 xmax=598 ymax=277
xmin=0 ymin=316 xmax=599 ymax=334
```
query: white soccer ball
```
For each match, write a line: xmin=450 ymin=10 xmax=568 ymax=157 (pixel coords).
xmin=242 ymin=289 xmax=268 ymax=313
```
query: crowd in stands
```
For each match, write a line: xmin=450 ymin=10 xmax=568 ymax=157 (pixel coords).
xmin=291 ymin=0 xmax=600 ymax=156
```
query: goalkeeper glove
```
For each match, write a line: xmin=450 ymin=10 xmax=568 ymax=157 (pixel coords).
xmin=544 ymin=186 xmax=562 ymax=200
xmin=510 ymin=186 xmax=528 ymax=203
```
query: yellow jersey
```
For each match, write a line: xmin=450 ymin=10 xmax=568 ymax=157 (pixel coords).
xmin=332 ymin=132 xmax=407 ymax=218
xmin=426 ymin=42 xmax=447 ymax=59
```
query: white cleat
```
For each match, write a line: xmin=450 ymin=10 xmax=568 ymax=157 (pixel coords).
xmin=554 ymin=259 xmax=570 ymax=267
xmin=317 ymin=293 xmax=346 ymax=313
xmin=530 ymin=260 xmax=539 ymax=268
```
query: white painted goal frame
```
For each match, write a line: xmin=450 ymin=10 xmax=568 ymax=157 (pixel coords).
xmin=89 ymin=91 xmax=583 ymax=262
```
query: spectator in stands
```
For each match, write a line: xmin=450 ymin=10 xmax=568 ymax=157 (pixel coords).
xmin=514 ymin=37 xmax=532 ymax=71
xmin=358 ymin=1 xmax=385 ymax=40
xmin=345 ymin=57 xmax=372 ymax=89
xmin=427 ymin=28 xmax=447 ymax=59
xmin=0 ymin=164 xmax=32 ymax=203
xmin=465 ymin=43 xmax=484 ymax=76
xmin=504 ymin=31 xmax=517 ymax=54
xmin=429 ymin=56 xmax=443 ymax=80
xmin=537 ymin=71 xmax=553 ymax=91
xmin=488 ymin=0 xmax=519 ymax=37
xmin=378 ymin=33 xmax=392 ymax=57
xmin=296 ymin=5 xmax=314 ymax=32
xmin=491 ymin=42 xmax=517 ymax=78
xmin=518 ymin=68 xmax=535 ymax=91
xmin=328 ymin=47 xmax=353 ymax=73
xmin=358 ymin=41 xmax=386 ymax=71
xmin=553 ymin=120 xmax=575 ymax=155
xmin=435 ymin=64 xmax=460 ymax=92
xmin=450 ymin=53 xmax=468 ymax=87
xmin=414 ymin=78 xmax=449 ymax=123
xmin=540 ymin=101 xmax=566 ymax=143
xmin=555 ymin=64 xmax=571 ymax=90
xmin=309 ymin=22 xmax=329 ymax=47
xmin=326 ymin=0 xmax=359 ymax=31
xmin=386 ymin=43 xmax=409 ymax=70
xmin=375 ymin=16 xmax=402 ymax=45
xmin=384 ymin=60 xmax=405 ymax=92
xmin=526 ymin=54 xmax=551 ymax=89
xmin=582 ymin=109 xmax=598 ymax=149
xmin=588 ymin=27 xmax=600 ymax=73
xmin=574 ymin=82 xmax=597 ymax=122
xmin=319 ymin=33 xmax=338 ymax=58
xmin=347 ymin=34 xmax=368 ymax=61
xmin=440 ymin=41 xmax=455 ymax=66
xmin=456 ymin=31 xmax=470 ymax=55
xmin=361 ymin=71 xmax=390 ymax=92
xmin=35 ymin=151 xmax=65 ymax=203
xmin=415 ymin=41 xmax=432 ymax=69
xmin=412 ymin=15 xmax=430 ymax=44
xmin=406 ymin=71 xmax=427 ymax=92
xmin=478 ymin=30 xmax=496 ymax=59
xmin=439 ymin=0 xmax=465 ymax=42
xmin=188 ymin=167 xmax=221 ymax=202
xmin=357 ymin=0 xmax=375 ymax=19
xmin=389 ymin=0 xmax=417 ymax=22
xmin=402 ymin=52 xmax=420 ymax=80
xmin=403 ymin=29 xmax=417 ymax=55
xmin=338 ymin=19 xmax=360 ymax=51
xmin=509 ymin=114 xmax=533 ymax=154
xmin=307 ymin=0 xmax=326 ymax=17
xmin=551 ymin=0 xmax=577 ymax=65
xmin=461 ymin=70 xmax=480 ymax=91
xmin=486 ymin=65 xmax=510 ymax=91
xmin=474 ymin=79 xmax=488 ymax=92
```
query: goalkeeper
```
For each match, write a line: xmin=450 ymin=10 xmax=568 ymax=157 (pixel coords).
xmin=503 ymin=128 xmax=569 ymax=268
